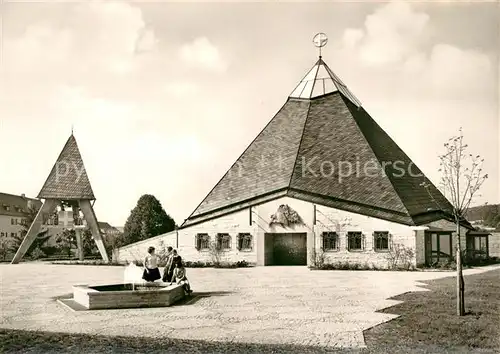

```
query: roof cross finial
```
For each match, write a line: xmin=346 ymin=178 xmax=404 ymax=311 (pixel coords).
xmin=312 ymin=32 xmax=328 ymax=59
xmin=71 ymin=124 xmax=74 ymax=136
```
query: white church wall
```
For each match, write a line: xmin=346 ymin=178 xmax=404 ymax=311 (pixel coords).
xmin=253 ymin=197 xmax=418 ymax=268
xmin=176 ymin=209 xmax=257 ymax=264
xmin=113 ymin=230 xmax=178 ymax=263
xmin=114 ymin=196 xmax=471 ymax=269
xmin=313 ymin=204 xmax=416 ymax=268
xmin=253 ymin=197 xmax=315 ymax=266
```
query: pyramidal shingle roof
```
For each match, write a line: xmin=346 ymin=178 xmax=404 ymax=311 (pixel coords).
xmin=182 ymin=58 xmax=453 ymax=228
xmin=37 ymin=134 xmax=95 ymax=200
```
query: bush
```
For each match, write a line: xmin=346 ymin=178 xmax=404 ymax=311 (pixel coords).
xmin=29 ymin=247 xmax=46 ymax=260
xmin=184 ymin=261 xmax=212 ymax=268
xmin=463 ymin=256 xmax=500 ymax=267
xmin=386 ymin=243 xmax=415 ymax=270
xmin=437 ymin=260 xmax=457 ymax=270
xmin=51 ymin=260 xmax=125 ymax=266
xmin=208 ymin=241 xmax=223 ymax=267
xmin=214 ymin=262 xmax=237 ymax=269
xmin=309 ymin=248 xmax=326 ymax=268
xmin=40 ymin=246 xmax=60 ymax=257
xmin=236 ymin=260 xmax=249 ymax=268
xmin=310 ymin=261 xmax=385 ymax=271
xmin=183 ymin=260 xmax=251 ymax=268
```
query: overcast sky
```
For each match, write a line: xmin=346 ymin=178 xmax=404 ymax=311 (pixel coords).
xmin=0 ymin=1 xmax=498 ymax=227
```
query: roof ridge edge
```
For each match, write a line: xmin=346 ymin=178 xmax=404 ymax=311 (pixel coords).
xmin=286 ymin=100 xmax=313 ymax=190
xmin=341 ymin=97 xmax=412 ymax=218
xmin=181 ymin=99 xmax=294 ymax=227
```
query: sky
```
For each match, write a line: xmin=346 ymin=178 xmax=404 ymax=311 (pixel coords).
xmin=0 ymin=1 xmax=498 ymax=227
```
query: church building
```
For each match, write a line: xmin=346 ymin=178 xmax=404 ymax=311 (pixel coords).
xmin=116 ymin=39 xmax=478 ymax=268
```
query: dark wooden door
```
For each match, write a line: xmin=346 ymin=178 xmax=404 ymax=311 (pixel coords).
xmin=272 ymin=233 xmax=307 ymax=265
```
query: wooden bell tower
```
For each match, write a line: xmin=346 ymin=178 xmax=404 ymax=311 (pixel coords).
xmin=11 ymin=134 xmax=109 ymax=264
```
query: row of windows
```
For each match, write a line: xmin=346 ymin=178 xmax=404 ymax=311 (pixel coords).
xmin=193 ymin=232 xmax=390 ymax=252
xmin=195 ymin=233 xmax=253 ymax=251
xmin=322 ymin=231 xmax=390 ymax=251
xmin=3 ymin=205 xmax=24 ymax=213
xmin=0 ymin=231 xmax=19 ymax=237
xmin=7 ymin=215 xmax=86 ymax=228
xmin=11 ymin=218 xmax=28 ymax=225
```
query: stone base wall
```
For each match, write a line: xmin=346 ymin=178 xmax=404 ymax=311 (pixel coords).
xmin=311 ymin=203 xmax=417 ymax=269
xmin=174 ymin=208 xmax=258 ymax=265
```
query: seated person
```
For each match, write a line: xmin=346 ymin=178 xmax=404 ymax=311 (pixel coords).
xmin=165 ymin=249 xmax=180 ymax=283
xmin=170 ymin=257 xmax=192 ymax=295
xmin=162 ymin=246 xmax=174 ymax=282
xmin=142 ymin=246 xmax=161 ymax=282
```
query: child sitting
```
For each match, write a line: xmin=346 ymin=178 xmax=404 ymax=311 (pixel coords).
xmin=170 ymin=257 xmax=192 ymax=295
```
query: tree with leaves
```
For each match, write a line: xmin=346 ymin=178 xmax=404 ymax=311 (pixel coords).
xmin=422 ymin=128 xmax=488 ymax=316
xmin=121 ymin=194 xmax=176 ymax=246
xmin=56 ymin=229 xmax=77 ymax=257
xmin=0 ymin=238 xmax=10 ymax=261
xmin=82 ymin=229 xmax=99 ymax=256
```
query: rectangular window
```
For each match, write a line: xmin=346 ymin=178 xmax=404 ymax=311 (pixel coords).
xmin=475 ymin=237 xmax=487 ymax=252
xmin=195 ymin=233 xmax=210 ymax=250
xmin=237 ymin=233 xmax=253 ymax=251
xmin=11 ymin=233 xmax=16 ymax=237
xmin=217 ymin=233 xmax=231 ymax=250
xmin=374 ymin=231 xmax=389 ymax=251
xmin=426 ymin=232 xmax=452 ymax=265
xmin=11 ymin=218 xmax=15 ymax=225
xmin=468 ymin=235 xmax=488 ymax=260
xmin=439 ymin=234 xmax=451 ymax=256
xmin=322 ymin=232 xmax=339 ymax=251
xmin=347 ymin=232 xmax=363 ymax=251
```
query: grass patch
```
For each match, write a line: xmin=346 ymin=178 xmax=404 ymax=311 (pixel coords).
xmin=364 ymin=268 xmax=500 ymax=352
xmin=0 ymin=329 xmax=366 ymax=354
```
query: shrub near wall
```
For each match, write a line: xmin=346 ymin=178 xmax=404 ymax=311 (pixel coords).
xmin=184 ymin=260 xmax=251 ymax=268
xmin=309 ymin=243 xmax=416 ymax=271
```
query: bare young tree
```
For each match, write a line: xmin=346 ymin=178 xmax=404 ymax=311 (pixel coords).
xmin=422 ymin=128 xmax=488 ymax=316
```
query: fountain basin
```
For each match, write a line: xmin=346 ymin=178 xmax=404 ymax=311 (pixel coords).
xmin=72 ymin=282 xmax=186 ymax=310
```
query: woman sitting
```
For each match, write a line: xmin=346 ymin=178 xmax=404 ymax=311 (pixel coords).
xmin=170 ymin=257 xmax=192 ymax=295
xmin=142 ymin=246 xmax=161 ymax=282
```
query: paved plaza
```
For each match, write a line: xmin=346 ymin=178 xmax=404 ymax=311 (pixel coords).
xmin=1 ymin=263 xmax=498 ymax=348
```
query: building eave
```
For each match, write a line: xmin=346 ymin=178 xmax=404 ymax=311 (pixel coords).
xmin=180 ymin=189 xmax=288 ymax=229
xmin=287 ymin=188 xmax=416 ymax=226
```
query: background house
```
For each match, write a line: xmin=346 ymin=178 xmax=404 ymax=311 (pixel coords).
xmin=0 ymin=192 xmax=42 ymax=245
